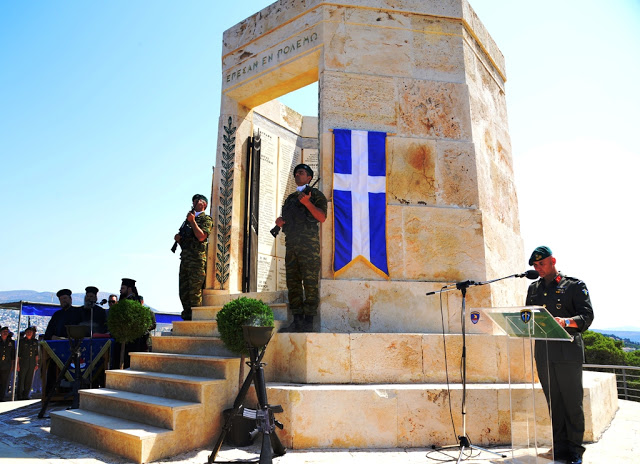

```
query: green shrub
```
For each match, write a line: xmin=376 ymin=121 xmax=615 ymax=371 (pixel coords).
xmin=107 ymin=299 xmax=153 ymax=344
xmin=216 ymin=297 xmax=274 ymax=355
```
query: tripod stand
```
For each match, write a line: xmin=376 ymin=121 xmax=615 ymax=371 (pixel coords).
xmin=208 ymin=331 xmax=286 ymax=464
xmin=38 ymin=336 xmax=87 ymax=418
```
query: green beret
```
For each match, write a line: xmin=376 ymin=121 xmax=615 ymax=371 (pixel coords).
xmin=529 ymin=246 xmax=552 ymax=265
xmin=192 ymin=194 xmax=208 ymax=205
xmin=293 ymin=163 xmax=313 ymax=178
xmin=56 ymin=289 xmax=72 ymax=297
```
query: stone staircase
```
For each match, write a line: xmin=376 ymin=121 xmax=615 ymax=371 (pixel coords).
xmin=50 ymin=292 xmax=289 ymax=464
xmin=50 ymin=290 xmax=619 ymax=462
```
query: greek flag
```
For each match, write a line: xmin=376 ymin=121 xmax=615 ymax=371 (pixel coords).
xmin=333 ymin=129 xmax=388 ymax=277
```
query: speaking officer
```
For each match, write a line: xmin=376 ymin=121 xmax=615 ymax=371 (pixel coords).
xmin=526 ymin=246 xmax=594 ymax=464
xmin=276 ymin=164 xmax=327 ymax=333
xmin=175 ymin=194 xmax=212 ymax=321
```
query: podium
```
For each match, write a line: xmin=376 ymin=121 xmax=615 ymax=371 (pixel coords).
xmin=477 ymin=306 xmax=572 ymax=463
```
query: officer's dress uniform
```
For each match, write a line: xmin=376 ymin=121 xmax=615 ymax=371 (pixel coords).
xmin=281 ymin=186 xmax=327 ymax=317
xmin=179 ymin=211 xmax=212 ymax=320
xmin=526 ymin=273 xmax=594 ymax=459
xmin=17 ymin=337 xmax=39 ymax=399
xmin=0 ymin=337 xmax=16 ymax=400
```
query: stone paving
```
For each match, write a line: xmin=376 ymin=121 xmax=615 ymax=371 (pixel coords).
xmin=0 ymin=398 xmax=638 ymax=464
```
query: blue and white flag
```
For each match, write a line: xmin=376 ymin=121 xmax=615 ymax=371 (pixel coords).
xmin=333 ymin=129 xmax=388 ymax=277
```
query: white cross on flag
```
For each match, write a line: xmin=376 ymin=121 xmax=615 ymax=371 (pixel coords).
xmin=333 ymin=129 xmax=388 ymax=277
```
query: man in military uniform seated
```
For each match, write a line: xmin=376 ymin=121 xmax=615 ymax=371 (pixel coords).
xmin=17 ymin=326 xmax=39 ymax=400
xmin=275 ymin=164 xmax=327 ymax=333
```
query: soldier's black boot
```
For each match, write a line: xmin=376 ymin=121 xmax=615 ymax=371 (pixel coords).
xmin=301 ymin=315 xmax=315 ymax=332
xmin=279 ymin=314 xmax=303 ymax=333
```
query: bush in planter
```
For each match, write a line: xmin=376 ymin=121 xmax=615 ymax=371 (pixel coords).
xmin=107 ymin=299 xmax=154 ymax=368
xmin=216 ymin=297 xmax=274 ymax=355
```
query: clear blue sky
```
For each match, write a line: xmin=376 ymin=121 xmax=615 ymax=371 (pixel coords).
xmin=1 ymin=1 xmax=638 ymax=329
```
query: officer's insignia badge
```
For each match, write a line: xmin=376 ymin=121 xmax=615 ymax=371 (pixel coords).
xmin=583 ymin=288 xmax=589 ymax=296
xmin=470 ymin=311 xmax=480 ymax=324
xmin=556 ymin=303 xmax=562 ymax=310
xmin=520 ymin=308 xmax=532 ymax=324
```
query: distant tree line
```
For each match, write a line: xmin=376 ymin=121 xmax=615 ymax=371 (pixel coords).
xmin=583 ymin=330 xmax=640 ymax=402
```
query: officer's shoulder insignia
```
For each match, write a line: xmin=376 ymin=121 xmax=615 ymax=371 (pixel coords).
xmin=470 ymin=311 xmax=480 ymax=324
xmin=582 ymin=288 xmax=589 ymax=296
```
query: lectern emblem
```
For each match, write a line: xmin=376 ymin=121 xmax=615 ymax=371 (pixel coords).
xmin=470 ymin=311 xmax=480 ymax=324
xmin=520 ymin=308 xmax=532 ymax=323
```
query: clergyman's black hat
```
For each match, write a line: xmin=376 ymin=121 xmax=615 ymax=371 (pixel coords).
xmin=85 ymin=286 xmax=99 ymax=294
xmin=121 ymin=278 xmax=136 ymax=288
xmin=56 ymin=289 xmax=72 ymax=298
xmin=529 ymin=246 xmax=553 ymax=265
xmin=293 ymin=163 xmax=313 ymax=178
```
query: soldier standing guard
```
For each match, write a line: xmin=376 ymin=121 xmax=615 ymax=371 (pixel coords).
xmin=276 ymin=164 xmax=327 ymax=333
xmin=175 ymin=194 xmax=212 ymax=321
xmin=17 ymin=326 xmax=39 ymax=400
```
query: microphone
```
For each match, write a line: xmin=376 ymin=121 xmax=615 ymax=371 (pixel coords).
xmin=98 ymin=299 xmax=107 ymax=305
xmin=516 ymin=270 xmax=539 ymax=279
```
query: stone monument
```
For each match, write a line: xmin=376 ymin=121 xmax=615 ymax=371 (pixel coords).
xmin=47 ymin=1 xmax=617 ymax=460
xmin=207 ymin=0 xmax=524 ymax=335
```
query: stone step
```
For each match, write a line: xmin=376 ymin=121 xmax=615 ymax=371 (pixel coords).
xmin=105 ymin=369 xmax=227 ymax=403
xmin=78 ymin=388 xmax=201 ymax=430
xmin=129 ymin=352 xmax=239 ymax=379
xmin=263 ymin=332 xmax=536 ymax=384
xmin=202 ymin=290 xmax=286 ymax=307
xmin=172 ymin=318 xmax=285 ymax=337
xmin=172 ymin=320 xmax=219 ymax=336
xmin=50 ymin=408 xmax=174 ymax=464
xmin=267 ymin=371 xmax=614 ymax=450
xmin=193 ymin=302 xmax=289 ymax=321
xmin=268 ymin=382 xmax=541 ymax=449
xmin=151 ymin=335 xmax=236 ymax=356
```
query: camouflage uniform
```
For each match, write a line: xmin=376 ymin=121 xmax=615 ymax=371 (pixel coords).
xmin=281 ymin=187 xmax=327 ymax=316
xmin=179 ymin=212 xmax=213 ymax=319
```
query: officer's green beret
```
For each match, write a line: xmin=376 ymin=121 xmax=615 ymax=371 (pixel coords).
xmin=293 ymin=163 xmax=313 ymax=178
xmin=529 ymin=246 xmax=553 ymax=265
xmin=192 ymin=194 xmax=208 ymax=205
xmin=85 ymin=286 xmax=99 ymax=295
xmin=56 ymin=289 xmax=72 ymax=298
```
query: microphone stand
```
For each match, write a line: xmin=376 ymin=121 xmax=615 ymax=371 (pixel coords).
xmin=426 ymin=272 xmax=531 ymax=463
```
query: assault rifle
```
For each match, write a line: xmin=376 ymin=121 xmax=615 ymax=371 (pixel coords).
xmin=171 ymin=204 xmax=196 ymax=253
xmin=270 ymin=177 xmax=320 ymax=238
